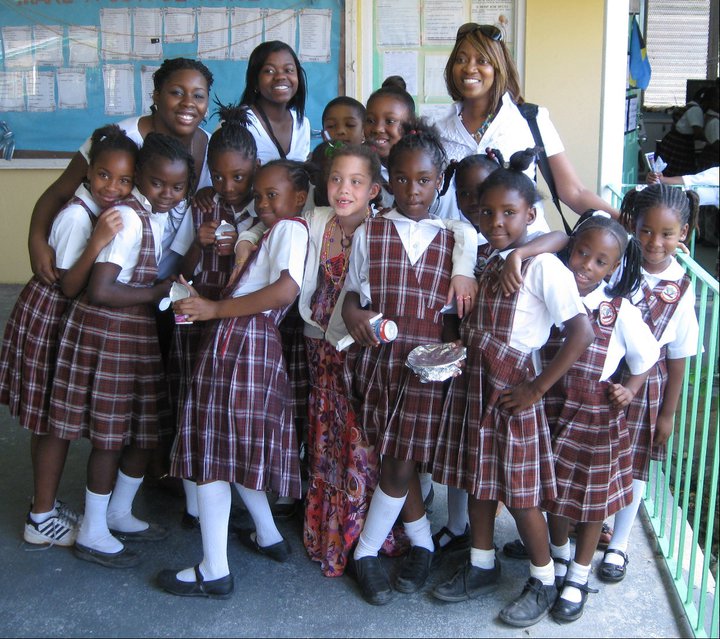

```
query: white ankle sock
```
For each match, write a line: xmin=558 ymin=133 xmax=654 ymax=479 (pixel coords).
xmin=106 ymin=470 xmax=148 ymax=533
xmin=233 ymin=483 xmax=282 ymax=547
xmin=76 ymin=488 xmax=123 ymax=554
xmin=183 ymin=479 xmax=199 ymax=518
xmin=419 ymin=473 xmax=433 ymax=502
xmin=29 ymin=508 xmax=57 ymax=524
xmin=403 ymin=514 xmax=434 ymax=552
xmin=446 ymin=487 xmax=469 ymax=536
xmin=470 ymin=547 xmax=496 ymax=569
xmin=177 ymin=481 xmax=231 ymax=583
xmin=550 ymin=540 xmax=571 ymax=579
xmin=529 ymin=559 xmax=555 ymax=586
xmin=561 ymin=561 xmax=591 ymax=604
xmin=606 ymin=479 xmax=646 ymax=566
xmin=354 ymin=486 xmax=407 ymax=560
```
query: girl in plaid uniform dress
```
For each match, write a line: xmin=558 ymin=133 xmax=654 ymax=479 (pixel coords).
xmin=343 ymin=122 xmax=478 ymax=605
xmin=540 ymin=214 xmax=659 ymax=622
xmin=158 ymin=160 xmax=310 ymax=599
xmin=1 ymin=125 xmax=135 ymax=547
xmin=169 ymin=103 xmax=259 ymax=528
xmin=599 ymin=184 xmax=700 ymax=584
xmin=431 ymin=149 xmax=594 ymax=628
xmin=49 ymin=133 xmax=193 ymax=568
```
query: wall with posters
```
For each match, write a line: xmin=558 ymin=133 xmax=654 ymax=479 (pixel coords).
xmin=0 ymin=0 xmax=343 ymax=154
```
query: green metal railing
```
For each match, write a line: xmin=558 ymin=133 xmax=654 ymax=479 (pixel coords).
xmin=606 ymin=182 xmax=718 ymax=637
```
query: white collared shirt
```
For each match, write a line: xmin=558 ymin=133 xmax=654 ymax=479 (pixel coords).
xmin=49 ymin=184 xmax=101 ymax=270
xmin=246 ymin=108 xmax=311 ymax=166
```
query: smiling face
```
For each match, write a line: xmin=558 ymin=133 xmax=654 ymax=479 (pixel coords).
xmin=568 ymin=228 xmax=622 ymax=296
xmin=364 ymin=95 xmax=412 ymax=160
xmin=476 ymin=185 xmax=535 ymax=251
xmin=389 ymin=149 xmax=442 ymax=221
xmin=635 ymin=205 xmax=688 ymax=274
xmin=253 ymin=165 xmax=307 ymax=228
xmin=87 ymin=149 xmax=135 ymax=210
xmin=323 ymin=104 xmax=364 ymax=145
xmin=209 ymin=151 xmax=255 ymax=208
xmin=152 ymin=69 xmax=209 ymax=139
xmin=256 ymin=49 xmax=299 ymax=108
xmin=135 ymin=156 xmax=189 ymax=214
xmin=326 ymin=155 xmax=380 ymax=218
xmin=455 ymin=163 xmax=496 ymax=227
xmin=451 ymin=40 xmax=496 ymax=103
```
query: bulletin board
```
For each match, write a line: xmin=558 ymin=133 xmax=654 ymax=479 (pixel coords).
xmin=0 ymin=0 xmax=344 ymax=155
xmin=371 ymin=0 xmax=522 ymax=123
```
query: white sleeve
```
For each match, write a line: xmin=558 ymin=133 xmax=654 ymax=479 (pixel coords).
xmin=95 ymin=206 xmax=143 ymax=270
xmin=616 ymin=301 xmax=661 ymax=374
xmin=49 ymin=205 xmax=94 ymax=270
xmin=343 ymin=223 xmax=372 ymax=306
xmin=294 ymin=116 xmax=311 ymax=161
xmin=666 ymin=288 xmax=700 ymax=359
xmin=682 ymin=167 xmax=719 ymax=187
xmin=527 ymin=254 xmax=586 ymax=326
xmin=536 ymin=108 xmax=565 ymax=157
xmin=168 ymin=204 xmax=194 ymax=256
xmin=265 ymin=219 xmax=308 ymax=288
xmin=237 ymin=222 xmax=267 ymax=246
xmin=442 ymin=219 xmax=478 ymax=278
xmin=78 ymin=135 xmax=92 ymax=162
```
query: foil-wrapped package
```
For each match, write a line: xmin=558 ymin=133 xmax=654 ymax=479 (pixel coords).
xmin=406 ymin=342 xmax=467 ymax=383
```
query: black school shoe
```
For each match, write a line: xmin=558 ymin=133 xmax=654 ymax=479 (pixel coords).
xmin=498 ymin=577 xmax=557 ymax=628
xmin=431 ymin=559 xmax=501 ymax=602
xmin=432 ymin=525 xmax=471 ymax=558
xmin=551 ymin=580 xmax=598 ymax=623
xmin=394 ymin=546 xmax=433 ymax=593
xmin=598 ymin=548 xmax=629 ymax=583
xmin=157 ymin=565 xmax=234 ymax=599
xmin=348 ymin=555 xmax=395 ymax=605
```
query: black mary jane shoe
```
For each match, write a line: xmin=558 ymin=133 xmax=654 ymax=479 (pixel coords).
xmin=157 ymin=565 xmax=234 ymax=599
xmin=553 ymin=556 xmax=570 ymax=589
xmin=598 ymin=548 xmax=629 ymax=583
xmin=551 ymin=580 xmax=599 ymax=623
xmin=235 ymin=527 xmax=291 ymax=563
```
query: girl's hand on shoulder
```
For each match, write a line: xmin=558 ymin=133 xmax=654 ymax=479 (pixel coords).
xmin=192 ymin=186 xmax=215 ymax=214
xmin=92 ymin=208 xmax=124 ymax=248
xmin=30 ymin=241 xmax=59 ymax=285
xmin=448 ymin=275 xmax=478 ymax=318
xmin=608 ymin=382 xmax=635 ymax=409
xmin=496 ymin=371 xmax=542 ymax=415
xmin=216 ymin=229 xmax=238 ymax=257
xmin=196 ymin=220 xmax=218 ymax=248
xmin=499 ymin=250 xmax=524 ymax=297
xmin=173 ymin=295 xmax=216 ymax=322
xmin=654 ymin=414 xmax=674 ymax=447
xmin=345 ymin=307 xmax=381 ymax=348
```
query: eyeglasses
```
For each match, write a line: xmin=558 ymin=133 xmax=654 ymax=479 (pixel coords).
xmin=456 ymin=23 xmax=503 ymax=42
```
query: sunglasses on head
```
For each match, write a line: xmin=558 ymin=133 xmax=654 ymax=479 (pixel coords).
xmin=456 ymin=23 xmax=503 ymax=42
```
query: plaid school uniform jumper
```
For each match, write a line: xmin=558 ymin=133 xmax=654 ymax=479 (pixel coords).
xmin=169 ymin=218 xmax=308 ymax=498
xmin=433 ymin=249 xmax=556 ymax=508
xmin=621 ymin=275 xmax=691 ymax=480
xmin=344 ymin=216 xmax=452 ymax=465
xmin=48 ymin=199 xmax=170 ymax=450
xmin=540 ymin=299 xmax=633 ymax=522
xmin=0 ymin=198 xmax=96 ymax=433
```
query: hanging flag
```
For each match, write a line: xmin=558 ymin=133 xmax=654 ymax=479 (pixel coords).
xmin=628 ymin=16 xmax=651 ymax=90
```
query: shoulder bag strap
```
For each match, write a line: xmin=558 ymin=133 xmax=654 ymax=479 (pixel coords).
xmin=253 ymin=103 xmax=288 ymax=159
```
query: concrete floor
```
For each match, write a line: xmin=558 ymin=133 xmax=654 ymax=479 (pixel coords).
xmin=0 ymin=283 xmax=692 ymax=638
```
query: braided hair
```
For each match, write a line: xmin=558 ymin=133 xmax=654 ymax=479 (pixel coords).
xmin=387 ymin=118 xmax=447 ymax=178
xmin=477 ymin=147 xmax=542 ymax=208
xmin=440 ymin=151 xmax=501 ymax=196
xmin=619 ymin=183 xmax=699 ymax=236
xmin=137 ymin=132 xmax=195 ymax=202
xmin=208 ymin=100 xmax=258 ymax=165
xmin=88 ymin=124 xmax=138 ymax=167
xmin=256 ymin=159 xmax=310 ymax=195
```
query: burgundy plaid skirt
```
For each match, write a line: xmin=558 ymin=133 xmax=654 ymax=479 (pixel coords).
xmin=170 ymin=312 xmax=301 ymax=498
xmin=542 ymin=376 xmax=633 ymax=522
xmin=0 ymin=278 xmax=68 ymax=434
xmin=48 ymin=299 xmax=170 ymax=450
xmin=433 ymin=331 xmax=556 ymax=508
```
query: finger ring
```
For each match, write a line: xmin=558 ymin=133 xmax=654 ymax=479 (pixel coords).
xmin=463 ymin=295 xmax=471 ymax=300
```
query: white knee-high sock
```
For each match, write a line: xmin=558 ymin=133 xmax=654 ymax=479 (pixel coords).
xmin=177 ymin=481 xmax=231 ymax=582
xmin=354 ymin=486 xmax=407 ymax=560
xmin=419 ymin=473 xmax=433 ymax=502
xmin=403 ymin=514 xmax=433 ymax=551
xmin=233 ymin=483 xmax=282 ymax=547
xmin=606 ymin=479 xmax=646 ymax=565
xmin=183 ymin=479 xmax=199 ymax=518
xmin=76 ymin=488 xmax=123 ymax=554
xmin=106 ymin=470 xmax=148 ymax=533
xmin=446 ymin=486 xmax=469 ymax=535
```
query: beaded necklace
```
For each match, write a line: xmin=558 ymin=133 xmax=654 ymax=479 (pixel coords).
xmin=320 ymin=216 xmax=349 ymax=286
xmin=459 ymin=110 xmax=495 ymax=143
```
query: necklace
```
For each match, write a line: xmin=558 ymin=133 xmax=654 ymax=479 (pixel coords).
xmin=460 ymin=109 xmax=494 ymax=143
xmin=321 ymin=216 xmax=349 ymax=285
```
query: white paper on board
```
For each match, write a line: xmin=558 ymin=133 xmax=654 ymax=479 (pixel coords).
xmin=423 ymin=0 xmax=465 ymax=44
xmin=424 ymin=54 xmax=449 ymax=98
xmin=140 ymin=64 xmax=160 ymax=115
xmin=101 ymin=8 xmax=132 ymax=61
xmin=299 ymin=9 xmax=331 ymax=63
xmin=69 ymin=26 xmax=99 ymax=67
xmin=264 ymin=9 xmax=296 ymax=47
xmin=383 ymin=50 xmax=419 ymax=96
xmin=57 ymin=68 xmax=87 ymax=109
xmin=103 ymin=63 xmax=135 ymax=115
xmin=164 ymin=8 xmax=196 ymax=44
xmin=133 ymin=9 xmax=163 ymax=59
xmin=0 ymin=71 xmax=26 ymax=111
xmin=470 ymin=1 xmax=514 ymax=43
xmin=2 ymin=26 xmax=34 ymax=68
xmin=33 ymin=25 xmax=64 ymax=66
xmin=376 ymin=0 xmax=420 ymax=47
xmin=230 ymin=8 xmax=263 ymax=60
xmin=197 ymin=7 xmax=229 ymax=60
xmin=26 ymin=70 xmax=56 ymax=112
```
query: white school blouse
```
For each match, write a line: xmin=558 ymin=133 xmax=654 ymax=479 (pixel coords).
xmin=344 ymin=209 xmax=479 ymax=307
xmin=230 ymin=218 xmax=309 ymax=316
xmin=246 ymin=108 xmax=311 ymax=166
xmin=95 ymin=188 xmax=166 ymax=284
xmin=49 ymin=184 xmax=101 ymax=269
xmin=630 ymin=259 xmax=699 ymax=359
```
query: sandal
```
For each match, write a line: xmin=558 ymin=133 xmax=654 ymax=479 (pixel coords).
xmin=598 ymin=548 xmax=628 ymax=583
xmin=568 ymin=522 xmax=614 ymax=549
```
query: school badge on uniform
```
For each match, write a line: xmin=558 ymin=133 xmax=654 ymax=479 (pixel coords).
xmin=598 ymin=301 xmax=617 ymax=327
xmin=659 ymin=282 xmax=681 ymax=303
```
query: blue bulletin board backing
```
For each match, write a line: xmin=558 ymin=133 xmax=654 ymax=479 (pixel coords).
xmin=0 ymin=0 xmax=343 ymax=154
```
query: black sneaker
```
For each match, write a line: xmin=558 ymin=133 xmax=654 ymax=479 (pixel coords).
xmin=432 ymin=559 xmax=501 ymax=602
xmin=348 ymin=556 xmax=394 ymax=605
xmin=498 ymin=577 xmax=557 ymax=628
xmin=394 ymin=546 xmax=433 ymax=593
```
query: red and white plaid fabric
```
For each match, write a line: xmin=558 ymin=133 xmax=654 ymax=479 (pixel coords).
xmin=344 ymin=216 xmax=452 ymax=465
xmin=49 ymin=201 xmax=170 ymax=450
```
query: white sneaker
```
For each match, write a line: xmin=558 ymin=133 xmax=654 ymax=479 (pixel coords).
xmin=24 ymin=510 xmax=78 ymax=547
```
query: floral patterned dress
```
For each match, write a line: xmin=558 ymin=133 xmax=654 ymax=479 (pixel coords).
xmin=303 ymin=229 xmax=406 ymax=577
